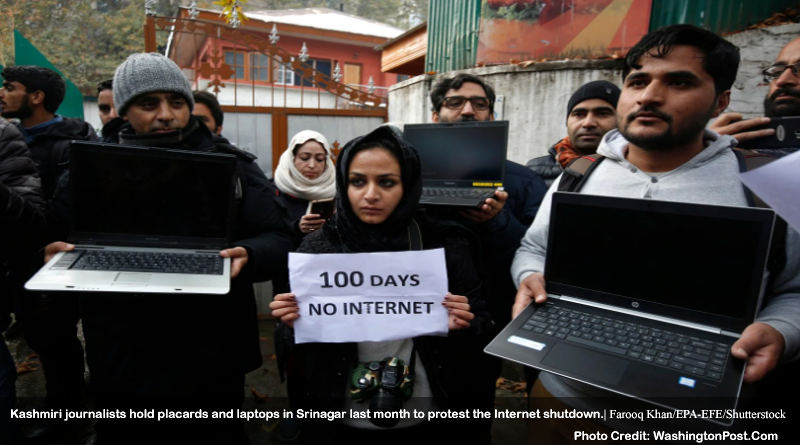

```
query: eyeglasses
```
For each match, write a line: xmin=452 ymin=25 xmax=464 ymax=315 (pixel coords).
xmin=762 ymin=61 xmax=800 ymax=82
xmin=440 ymin=96 xmax=491 ymax=111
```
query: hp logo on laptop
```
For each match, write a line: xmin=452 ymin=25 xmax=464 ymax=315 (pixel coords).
xmin=632 ymin=302 xmax=640 ymax=308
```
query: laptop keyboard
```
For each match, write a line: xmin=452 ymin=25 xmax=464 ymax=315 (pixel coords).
xmin=51 ymin=250 xmax=224 ymax=275
xmin=522 ymin=303 xmax=730 ymax=381
xmin=422 ymin=188 xmax=495 ymax=199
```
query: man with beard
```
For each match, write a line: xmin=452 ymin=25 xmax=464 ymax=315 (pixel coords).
xmin=0 ymin=66 xmax=99 ymax=197
xmin=512 ymin=24 xmax=800 ymax=441
xmin=709 ymin=36 xmax=800 ymax=158
xmin=46 ymin=52 xmax=293 ymax=444
xmin=0 ymin=66 xmax=97 ymax=441
xmin=427 ymin=74 xmax=548 ymax=443
xmin=526 ymin=80 xmax=620 ymax=186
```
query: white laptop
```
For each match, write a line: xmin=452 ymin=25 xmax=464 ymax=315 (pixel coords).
xmin=25 ymin=141 xmax=238 ymax=294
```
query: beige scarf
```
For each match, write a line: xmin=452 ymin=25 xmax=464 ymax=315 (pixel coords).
xmin=274 ymin=130 xmax=336 ymax=201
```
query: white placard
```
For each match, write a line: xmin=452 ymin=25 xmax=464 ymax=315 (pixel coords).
xmin=288 ymin=249 xmax=449 ymax=344
xmin=740 ymin=150 xmax=800 ymax=233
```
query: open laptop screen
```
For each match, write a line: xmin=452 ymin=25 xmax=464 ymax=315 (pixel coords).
xmin=403 ymin=121 xmax=507 ymax=186
xmin=70 ymin=143 xmax=236 ymax=245
xmin=545 ymin=193 xmax=774 ymax=329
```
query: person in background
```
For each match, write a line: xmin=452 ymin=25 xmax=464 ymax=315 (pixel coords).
xmin=271 ymin=129 xmax=336 ymax=440
xmin=526 ymin=80 xmax=620 ymax=186
xmin=96 ymin=79 xmax=118 ymax=127
xmin=1 ymin=116 xmax=48 ymax=445
xmin=193 ymin=90 xmax=224 ymax=136
xmin=709 ymin=35 xmax=800 ymax=158
xmin=0 ymin=65 xmax=97 ymax=442
xmin=274 ymin=130 xmax=336 ymax=237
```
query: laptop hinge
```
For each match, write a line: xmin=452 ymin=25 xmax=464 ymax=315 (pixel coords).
xmin=720 ymin=330 xmax=741 ymax=339
xmin=559 ymin=295 xmax=722 ymax=334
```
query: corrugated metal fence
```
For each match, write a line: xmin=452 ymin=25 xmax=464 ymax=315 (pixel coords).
xmin=426 ymin=0 xmax=481 ymax=73
xmin=649 ymin=0 xmax=799 ymax=34
xmin=425 ymin=0 xmax=800 ymax=73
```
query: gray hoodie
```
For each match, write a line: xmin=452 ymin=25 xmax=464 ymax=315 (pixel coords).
xmin=511 ymin=129 xmax=800 ymax=429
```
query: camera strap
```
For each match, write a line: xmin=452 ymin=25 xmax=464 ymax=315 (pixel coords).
xmin=407 ymin=219 xmax=423 ymax=374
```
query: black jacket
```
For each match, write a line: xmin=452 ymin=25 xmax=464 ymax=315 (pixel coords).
xmin=52 ymin=118 xmax=295 ymax=391
xmin=428 ymin=160 xmax=547 ymax=327
xmin=525 ymin=145 xmax=563 ymax=187
xmin=18 ymin=117 xmax=98 ymax=199
xmin=1 ymin=118 xmax=48 ymax=326
xmin=286 ymin=226 xmax=490 ymax=425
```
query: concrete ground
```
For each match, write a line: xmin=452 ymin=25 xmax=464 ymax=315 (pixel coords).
xmin=5 ymin=317 xmax=529 ymax=444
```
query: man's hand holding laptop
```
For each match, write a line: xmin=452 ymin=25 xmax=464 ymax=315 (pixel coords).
xmin=512 ymin=272 xmax=785 ymax=384
xmin=460 ymin=189 xmax=508 ymax=223
xmin=44 ymin=242 xmax=249 ymax=279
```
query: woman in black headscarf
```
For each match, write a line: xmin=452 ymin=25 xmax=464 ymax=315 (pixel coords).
xmin=270 ymin=125 xmax=491 ymax=443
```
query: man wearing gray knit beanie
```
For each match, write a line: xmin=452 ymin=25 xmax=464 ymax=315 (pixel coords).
xmin=111 ymin=52 xmax=195 ymax=136
xmin=47 ymin=52 xmax=294 ymax=443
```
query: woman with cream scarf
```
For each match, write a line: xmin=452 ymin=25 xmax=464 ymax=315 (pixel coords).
xmin=273 ymin=130 xmax=336 ymax=237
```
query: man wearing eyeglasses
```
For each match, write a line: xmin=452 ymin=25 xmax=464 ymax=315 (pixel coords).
xmin=427 ymin=73 xmax=548 ymax=444
xmin=710 ymin=36 xmax=800 ymax=158
xmin=429 ymin=73 xmax=548 ymax=328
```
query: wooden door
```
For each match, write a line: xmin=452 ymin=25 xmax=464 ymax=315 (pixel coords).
xmin=344 ymin=63 xmax=362 ymax=86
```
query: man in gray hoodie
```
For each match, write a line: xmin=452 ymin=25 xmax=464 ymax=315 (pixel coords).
xmin=511 ymin=24 xmax=800 ymax=441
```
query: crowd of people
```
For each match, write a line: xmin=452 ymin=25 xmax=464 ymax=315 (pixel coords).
xmin=1 ymin=22 xmax=799 ymax=445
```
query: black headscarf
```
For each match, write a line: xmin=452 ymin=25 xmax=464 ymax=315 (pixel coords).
xmin=322 ymin=125 xmax=422 ymax=253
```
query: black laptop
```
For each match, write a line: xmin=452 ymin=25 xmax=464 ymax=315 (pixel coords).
xmin=25 ymin=141 xmax=238 ymax=294
xmin=403 ymin=121 xmax=508 ymax=208
xmin=485 ymin=193 xmax=775 ymax=424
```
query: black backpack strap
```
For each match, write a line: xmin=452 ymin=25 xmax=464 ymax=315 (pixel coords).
xmin=733 ymin=148 xmax=788 ymax=286
xmin=733 ymin=148 xmax=775 ymax=208
xmin=408 ymin=219 xmax=423 ymax=251
xmin=557 ymin=155 xmax=606 ymax=193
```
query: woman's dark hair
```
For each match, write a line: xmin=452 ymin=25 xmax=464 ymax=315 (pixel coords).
xmin=623 ymin=24 xmax=740 ymax=96
xmin=429 ymin=73 xmax=496 ymax=114
xmin=1 ymin=65 xmax=66 ymax=113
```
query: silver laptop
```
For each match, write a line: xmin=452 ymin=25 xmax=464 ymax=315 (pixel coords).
xmin=403 ymin=121 xmax=508 ymax=208
xmin=485 ymin=193 xmax=775 ymax=424
xmin=25 ymin=141 xmax=238 ymax=294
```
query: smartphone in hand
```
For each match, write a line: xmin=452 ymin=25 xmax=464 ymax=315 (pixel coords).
xmin=737 ymin=117 xmax=800 ymax=150
xmin=307 ymin=198 xmax=335 ymax=220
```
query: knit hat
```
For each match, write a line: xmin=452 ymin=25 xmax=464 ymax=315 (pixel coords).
xmin=566 ymin=80 xmax=621 ymax=119
xmin=113 ymin=53 xmax=194 ymax=116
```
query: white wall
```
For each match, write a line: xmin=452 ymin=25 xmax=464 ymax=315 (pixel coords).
xmin=389 ymin=24 xmax=800 ymax=165
xmin=287 ymin=115 xmax=385 ymax=152
xmin=82 ymin=99 xmax=102 ymax=134
xmin=221 ymin=112 xmax=274 ymax=176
